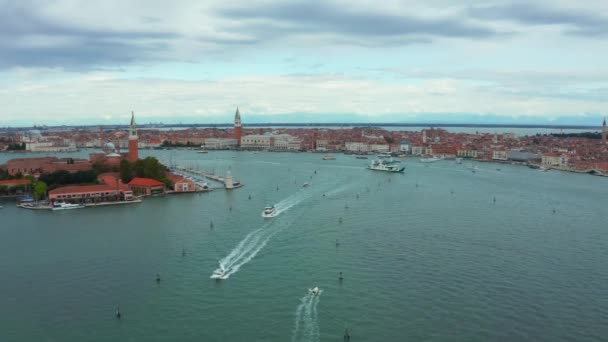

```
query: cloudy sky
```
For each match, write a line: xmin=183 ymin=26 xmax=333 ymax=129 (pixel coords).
xmin=1 ymin=0 xmax=607 ymax=125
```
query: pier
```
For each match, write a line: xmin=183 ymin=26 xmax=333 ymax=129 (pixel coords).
xmin=172 ymin=166 xmax=243 ymax=189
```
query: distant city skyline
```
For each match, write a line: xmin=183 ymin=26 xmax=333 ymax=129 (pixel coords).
xmin=1 ymin=1 xmax=607 ymax=125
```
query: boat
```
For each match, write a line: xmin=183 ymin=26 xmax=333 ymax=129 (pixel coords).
xmin=456 ymin=158 xmax=463 ymax=164
xmin=322 ymin=154 xmax=336 ymax=160
xmin=196 ymin=150 xmax=209 ymax=154
xmin=309 ymin=287 xmax=321 ymax=296
xmin=302 ymin=182 xmax=310 ymax=188
xmin=377 ymin=153 xmax=392 ymax=159
xmin=52 ymin=202 xmax=85 ymax=210
xmin=539 ymin=166 xmax=549 ymax=172
xmin=355 ymin=156 xmax=368 ymax=159
xmin=262 ymin=206 xmax=277 ymax=218
xmin=367 ymin=159 xmax=405 ymax=173
xmin=420 ymin=157 xmax=443 ymax=163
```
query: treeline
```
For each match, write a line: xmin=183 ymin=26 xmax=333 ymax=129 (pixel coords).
xmin=6 ymin=142 xmax=26 ymax=150
xmin=548 ymin=132 xmax=601 ymax=139
xmin=119 ymin=157 xmax=171 ymax=186
xmin=38 ymin=170 xmax=99 ymax=190
xmin=161 ymin=140 xmax=199 ymax=148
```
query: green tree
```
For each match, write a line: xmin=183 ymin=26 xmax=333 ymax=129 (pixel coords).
xmin=34 ymin=181 xmax=47 ymax=200
xmin=119 ymin=159 xmax=133 ymax=183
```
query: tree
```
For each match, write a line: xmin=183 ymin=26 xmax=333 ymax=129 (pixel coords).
xmin=119 ymin=159 xmax=133 ymax=183
xmin=34 ymin=181 xmax=47 ymax=200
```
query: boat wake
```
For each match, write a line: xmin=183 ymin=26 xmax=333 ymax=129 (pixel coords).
xmin=267 ymin=188 xmax=314 ymax=218
xmin=211 ymin=215 xmax=298 ymax=279
xmin=292 ymin=290 xmax=321 ymax=342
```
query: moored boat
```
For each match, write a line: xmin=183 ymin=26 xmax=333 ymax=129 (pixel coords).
xmin=367 ymin=159 xmax=405 ymax=173
xmin=52 ymin=201 xmax=85 ymax=210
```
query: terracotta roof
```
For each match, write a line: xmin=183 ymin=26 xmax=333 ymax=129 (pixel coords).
xmin=49 ymin=184 xmax=118 ymax=195
xmin=0 ymin=179 xmax=32 ymax=186
xmin=128 ymin=177 xmax=164 ymax=187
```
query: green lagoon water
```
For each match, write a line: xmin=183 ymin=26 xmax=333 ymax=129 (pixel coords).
xmin=1 ymin=150 xmax=607 ymax=341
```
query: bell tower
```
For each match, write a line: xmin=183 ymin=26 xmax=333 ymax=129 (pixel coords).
xmin=234 ymin=107 xmax=242 ymax=147
xmin=128 ymin=111 xmax=139 ymax=162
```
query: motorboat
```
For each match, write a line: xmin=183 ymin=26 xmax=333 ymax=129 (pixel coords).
xmin=455 ymin=158 xmax=463 ymax=164
xmin=377 ymin=153 xmax=392 ymax=159
xmin=367 ymin=159 xmax=405 ymax=173
xmin=52 ymin=201 xmax=85 ymax=210
xmin=322 ymin=154 xmax=336 ymax=160
xmin=196 ymin=150 xmax=209 ymax=154
xmin=309 ymin=287 xmax=321 ymax=296
xmin=262 ymin=206 xmax=277 ymax=218
xmin=355 ymin=156 xmax=369 ymax=159
xmin=302 ymin=182 xmax=310 ymax=188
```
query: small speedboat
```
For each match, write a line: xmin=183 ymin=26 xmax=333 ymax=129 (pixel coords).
xmin=309 ymin=287 xmax=321 ymax=296
xmin=52 ymin=202 xmax=85 ymax=210
xmin=302 ymin=182 xmax=310 ymax=188
xmin=262 ymin=206 xmax=276 ymax=218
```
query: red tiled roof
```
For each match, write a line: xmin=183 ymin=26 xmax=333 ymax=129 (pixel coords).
xmin=0 ymin=179 xmax=32 ymax=186
xmin=49 ymin=184 xmax=118 ymax=195
xmin=128 ymin=177 xmax=164 ymax=187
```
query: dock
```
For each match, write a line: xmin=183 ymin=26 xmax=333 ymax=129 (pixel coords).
xmin=172 ymin=166 xmax=243 ymax=189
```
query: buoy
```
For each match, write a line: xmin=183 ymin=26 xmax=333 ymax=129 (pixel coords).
xmin=156 ymin=273 xmax=161 ymax=283
xmin=116 ymin=307 xmax=121 ymax=319
xmin=248 ymin=194 xmax=251 ymax=200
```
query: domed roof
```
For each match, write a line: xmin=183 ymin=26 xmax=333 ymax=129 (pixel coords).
xmin=104 ymin=142 xmax=115 ymax=149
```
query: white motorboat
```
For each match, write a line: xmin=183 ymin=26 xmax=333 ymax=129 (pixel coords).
xmin=309 ymin=287 xmax=321 ymax=296
xmin=322 ymin=154 xmax=336 ymax=160
xmin=262 ymin=206 xmax=277 ymax=218
xmin=367 ymin=159 xmax=405 ymax=173
xmin=455 ymin=158 xmax=463 ymax=164
xmin=52 ymin=202 xmax=85 ymax=210
xmin=302 ymin=182 xmax=310 ymax=188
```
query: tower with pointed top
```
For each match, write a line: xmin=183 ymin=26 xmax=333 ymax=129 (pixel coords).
xmin=602 ymin=117 xmax=607 ymax=145
xmin=128 ymin=111 xmax=139 ymax=162
xmin=234 ymin=107 xmax=242 ymax=147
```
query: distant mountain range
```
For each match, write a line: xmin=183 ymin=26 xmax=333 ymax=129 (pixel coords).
xmin=0 ymin=113 xmax=604 ymax=128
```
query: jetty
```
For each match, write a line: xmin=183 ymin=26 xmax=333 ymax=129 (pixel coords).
xmin=172 ymin=166 xmax=243 ymax=189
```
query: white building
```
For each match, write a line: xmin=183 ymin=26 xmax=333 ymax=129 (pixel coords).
xmin=241 ymin=135 xmax=272 ymax=149
xmin=203 ymin=138 xmax=238 ymax=149
xmin=542 ymin=153 xmax=569 ymax=168
xmin=345 ymin=142 xmax=369 ymax=153
xmin=492 ymin=149 xmax=508 ymax=161
xmin=369 ymin=144 xmax=390 ymax=152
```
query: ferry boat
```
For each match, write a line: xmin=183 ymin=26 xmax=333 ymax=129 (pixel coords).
xmin=367 ymin=160 xmax=405 ymax=173
xmin=322 ymin=154 xmax=336 ymax=160
xmin=420 ymin=157 xmax=443 ymax=163
xmin=52 ymin=202 xmax=85 ymax=211
xmin=262 ymin=206 xmax=277 ymax=218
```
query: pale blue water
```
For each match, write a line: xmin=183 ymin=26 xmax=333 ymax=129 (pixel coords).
xmin=1 ymin=151 xmax=607 ymax=341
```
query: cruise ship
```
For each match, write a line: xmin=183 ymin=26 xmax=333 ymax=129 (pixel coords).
xmin=367 ymin=159 xmax=405 ymax=173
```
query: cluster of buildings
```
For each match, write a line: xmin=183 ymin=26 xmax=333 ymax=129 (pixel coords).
xmin=2 ymin=110 xmax=608 ymax=175
xmin=1 ymin=112 xmax=204 ymax=207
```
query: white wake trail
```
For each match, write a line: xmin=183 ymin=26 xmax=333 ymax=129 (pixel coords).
xmin=292 ymin=291 xmax=321 ymax=342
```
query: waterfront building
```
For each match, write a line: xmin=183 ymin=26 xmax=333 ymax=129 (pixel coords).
xmin=234 ymin=107 xmax=242 ymax=147
xmin=399 ymin=141 xmax=411 ymax=153
xmin=128 ymin=111 xmax=139 ymax=162
xmin=492 ymin=149 xmax=508 ymax=161
xmin=128 ymin=177 xmax=165 ymax=196
xmin=203 ymin=138 xmax=238 ymax=149
xmin=3 ymin=157 xmax=92 ymax=176
xmin=241 ymin=134 xmax=272 ymax=149
xmin=542 ymin=153 xmax=569 ymax=168
xmin=166 ymin=173 xmax=196 ymax=192
xmin=315 ymin=139 xmax=329 ymax=151
xmin=345 ymin=142 xmax=369 ymax=153
xmin=0 ymin=179 xmax=32 ymax=196
xmin=369 ymin=143 xmax=390 ymax=153
xmin=48 ymin=184 xmax=133 ymax=205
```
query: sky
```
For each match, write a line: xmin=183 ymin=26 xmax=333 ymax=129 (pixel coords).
xmin=1 ymin=0 xmax=607 ymax=126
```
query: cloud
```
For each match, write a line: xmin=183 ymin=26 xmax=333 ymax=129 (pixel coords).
xmin=468 ymin=3 xmax=608 ymax=37
xmin=216 ymin=1 xmax=505 ymax=44
xmin=0 ymin=0 xmax=179 ymax=69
